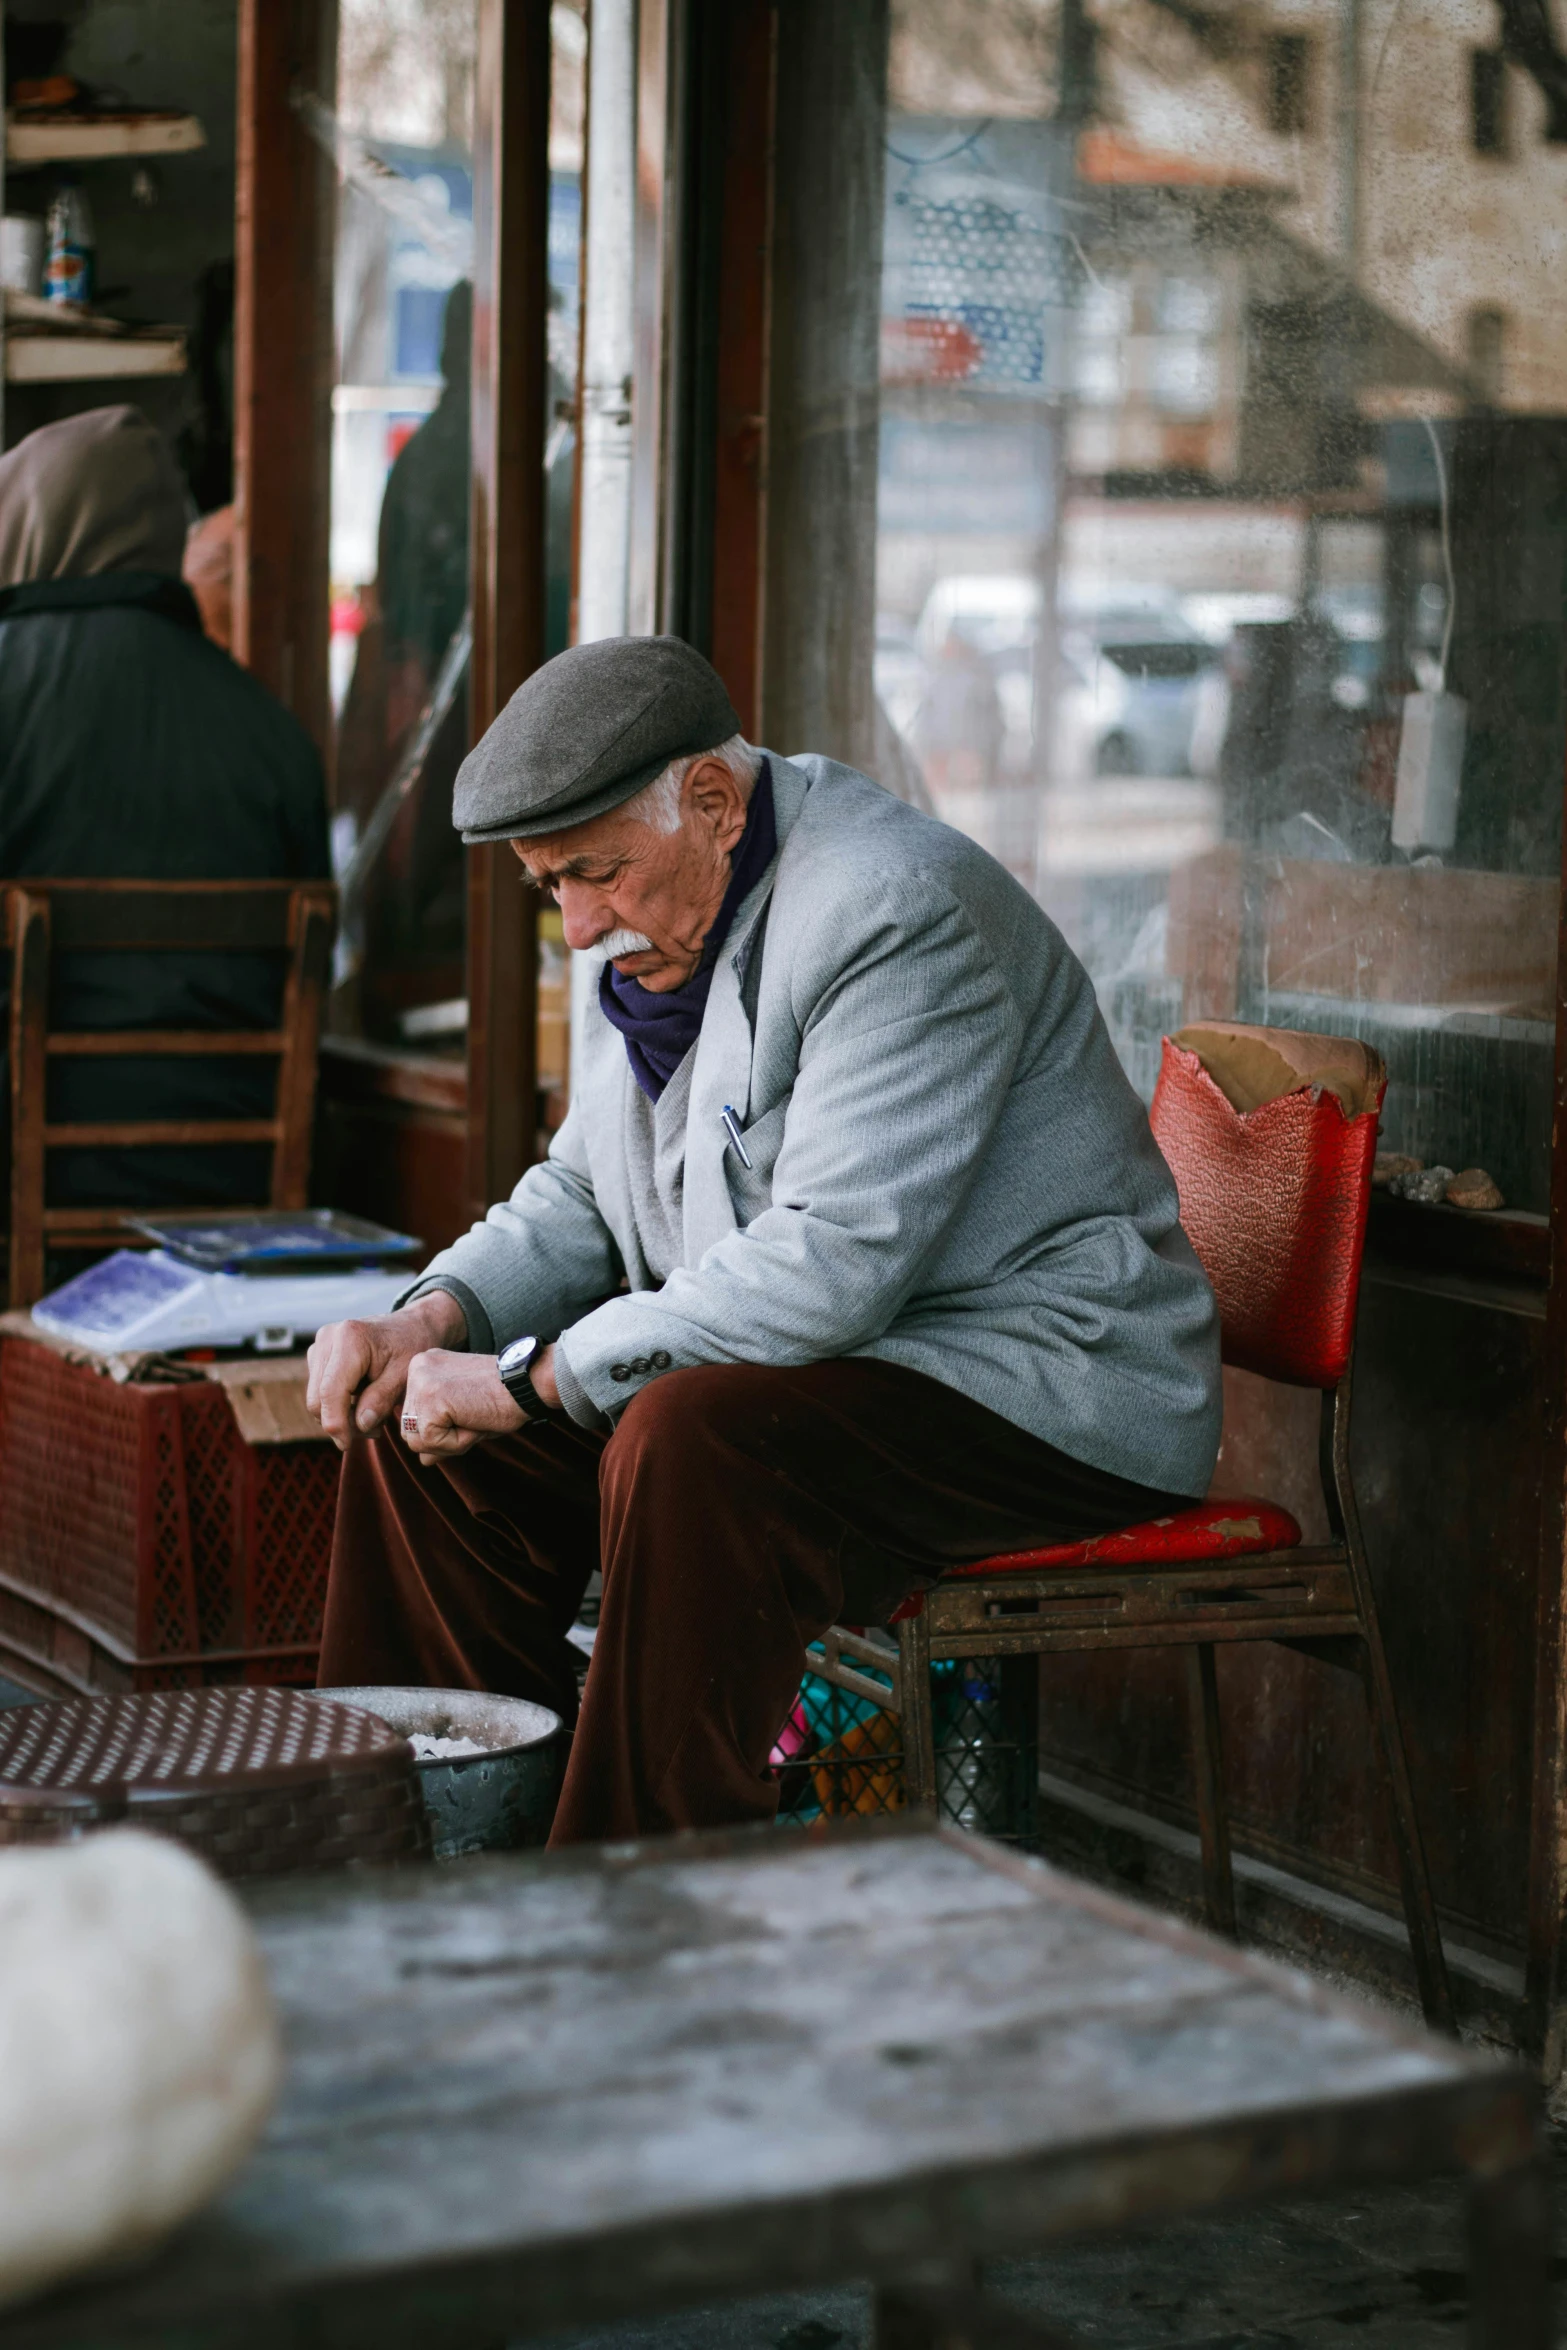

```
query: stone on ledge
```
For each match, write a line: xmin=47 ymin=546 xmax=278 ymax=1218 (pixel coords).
xmin=1389 ymin=1164 xmax=1454 ymax=1205
xmin=1445 ymin=1167 xmax=1504 ymax=1212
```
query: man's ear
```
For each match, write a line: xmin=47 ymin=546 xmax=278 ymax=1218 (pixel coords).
xmin=686 ymin=756 xmax=748 ymax=852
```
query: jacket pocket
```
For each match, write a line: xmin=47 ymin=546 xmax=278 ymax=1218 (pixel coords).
xmin=724 ymin=1097 xmax=789 ymax=1223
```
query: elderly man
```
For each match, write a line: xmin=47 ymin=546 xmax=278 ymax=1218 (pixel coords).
xmin=309 ymin=635 xmax=1221 ymax=1844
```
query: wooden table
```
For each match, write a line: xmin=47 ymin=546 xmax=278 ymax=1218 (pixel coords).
xmin=0 ymin=1817 xmax=1546 ymax=2350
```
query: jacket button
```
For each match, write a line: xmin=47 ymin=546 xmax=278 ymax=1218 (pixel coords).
xmin=651 ymin=1349 xmax=672 ymax=1369
xmin=631 ymin=1356 xmax=651 ymax=1375
xmin=610 ymin=1363 xmax=631 ymax=1382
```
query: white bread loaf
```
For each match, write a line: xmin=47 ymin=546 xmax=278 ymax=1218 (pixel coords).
xmin=0 ymin=1829 xmax=280 ymax=2309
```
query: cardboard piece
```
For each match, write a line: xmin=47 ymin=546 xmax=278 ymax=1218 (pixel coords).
xmin=1166 ymin=845 xmax=1557 ymax=1022
xmin=1173 ymin=1021 xmax=1385 ymax=1118
xmin=203 ymin=1358 xmax=325 ymax=1447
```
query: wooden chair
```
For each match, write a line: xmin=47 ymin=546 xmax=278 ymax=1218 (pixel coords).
xmin=811 ymin=1020 xmax=1454 ymax=2031
xmin=4 ymin=879 xmax=336 ymax=1310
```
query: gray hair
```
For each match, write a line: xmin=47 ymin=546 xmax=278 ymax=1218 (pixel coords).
xmin=624 ymin=733 xmax=762 ymax=835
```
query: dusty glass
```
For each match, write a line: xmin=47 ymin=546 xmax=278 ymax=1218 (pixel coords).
xmin=786 ymin=0 xmax=1567 ymax=1215
xmin=322 ymin=0 xmax=583 ymax=1094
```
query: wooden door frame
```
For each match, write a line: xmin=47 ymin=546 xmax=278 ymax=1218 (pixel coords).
xmin=233 ymin=0 xmax=336 ymax=754
xmin=235 ymin=0 xmax=553 ymax=1221
xmin=706 ymin=3 xmax=775 ymax=739
xmin=627 ymin=0 xmax=673 ymax=637
xmin=627 ymin=0 xmax=774 ymax=732
xmin=466 ymin=0 xmax=552 ymax=1220
xmin=1525 ymin=748 xmax=1567 ymax=2067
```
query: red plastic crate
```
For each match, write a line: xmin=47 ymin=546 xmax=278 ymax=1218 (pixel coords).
xmin=0 ymin=1335 xmax=339 ymax=1695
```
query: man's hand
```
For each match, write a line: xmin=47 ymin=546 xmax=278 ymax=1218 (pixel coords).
xmin=305 ymin=1290 xmax=468 ymax=1450
xmin=399 ymin=1346 xmax=558 ymax=1464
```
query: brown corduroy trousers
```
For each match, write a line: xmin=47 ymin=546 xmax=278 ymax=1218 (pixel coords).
xmin=317 ymin=1358 xmax=1181 ymax=1846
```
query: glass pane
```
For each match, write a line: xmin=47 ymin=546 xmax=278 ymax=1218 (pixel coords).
xmin=541 ymin=1 xmax=586 ymax=1146
xmin=861 ymin=1 xmax=1567 ymax=1214
xmin=322 ymin=0 xmax=585 ymax=1111
xmin=325 ymin=0 xmax=480 ymax=1053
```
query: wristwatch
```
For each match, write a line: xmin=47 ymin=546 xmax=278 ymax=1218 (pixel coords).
xmin=496 ymin=1334 xmax=552 ymax=1423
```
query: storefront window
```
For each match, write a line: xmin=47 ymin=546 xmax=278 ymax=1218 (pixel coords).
xmin=782 ymin=0 xmax=1567 ymax=1215
xmin=321 ymin=0 xmax=583 ymax=1094
xmin=322 ymin=0 xmax=478 ymax=1051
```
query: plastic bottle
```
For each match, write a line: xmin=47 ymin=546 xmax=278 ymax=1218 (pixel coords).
xmin=44 ymin=181 xmax=95 ymax=307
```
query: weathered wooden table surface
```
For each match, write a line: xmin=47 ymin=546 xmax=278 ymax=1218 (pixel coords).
xmin=0 ymin=1816 xmax=1545 ymax=2350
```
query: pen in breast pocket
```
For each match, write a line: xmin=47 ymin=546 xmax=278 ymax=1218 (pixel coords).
xmin=720 ymin=1104 xmax=753 ymax=1169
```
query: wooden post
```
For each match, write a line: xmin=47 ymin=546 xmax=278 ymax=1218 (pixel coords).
xmin=465 ymin=0 xmax=551 ymax=1222
xmin=628 ymin=0 xmax=674 ymax=636
xmin=1187 ymin=1645 xmax=1237 ymax=1937
xmin=707 ymin=1 xmax=775 ymax=733
xmin=621 ymin=0 xmax=772 ymax=707
xmin=7 ymin=892 xmax=50 ymax=1311
xmin=758 ymin=0 xmax=888 ymax=774
xmin=271 ymin=888 xmax=338 ymax=1209
xmin=232 ymin=0 xmax=336 ymax=754
xmin=1524 ymin=738 xmax=1567 ymax=2067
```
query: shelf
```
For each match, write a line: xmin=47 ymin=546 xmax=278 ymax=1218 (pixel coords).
xmin=318 ymin=1037 xmax=467 ymax=1117
xmin=3 ymin=111 xmax=206 ymax=166
xmin=4 ymin=330 xmax=186 ymax=382
xmin=1367 ymin=1190 xmax=1549 ymax=1287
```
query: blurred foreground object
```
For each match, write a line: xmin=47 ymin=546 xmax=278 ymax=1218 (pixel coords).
xmin=0 ymin=1688 xmax=430 ymax=1877
xmin=0 ymin=1829 xmax=279 ymax=2310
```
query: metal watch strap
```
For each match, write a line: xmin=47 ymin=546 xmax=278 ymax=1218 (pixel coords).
xmin=498 ymin=1338 xmax=551 ymax=1423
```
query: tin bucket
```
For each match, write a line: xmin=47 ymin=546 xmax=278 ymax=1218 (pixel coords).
xmin=310 ymin=1687 xmax=563 ymax=1858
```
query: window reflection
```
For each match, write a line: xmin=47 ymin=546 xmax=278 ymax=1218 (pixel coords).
xmin=322 ymin=0 xmax=584 ymax=1092
xmin=325 ymin=0 xmax=479 ymax=1048
xmin=869 ymin=0 xmax=1567 ymax=1212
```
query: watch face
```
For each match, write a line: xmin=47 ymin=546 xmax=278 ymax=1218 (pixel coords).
xmin=498 ymin=1337 xmax=548 ymax=1418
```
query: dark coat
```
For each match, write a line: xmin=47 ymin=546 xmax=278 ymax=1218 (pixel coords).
xmin=0 ymin=572 xmax=331 ymax=1209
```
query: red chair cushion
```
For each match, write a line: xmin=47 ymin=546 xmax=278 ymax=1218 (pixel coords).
xmin=945 ymin=1494 xmax=1303 ymax=1576
xmin=1150 ymin=1038 xmax=1382 ymax=1389
xmin=885 ymin=1496 xmax=1305 ymax=1620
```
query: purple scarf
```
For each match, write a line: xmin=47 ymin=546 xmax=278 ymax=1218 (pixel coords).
xmin=599 ymin=760 xmax=777 ymax=1101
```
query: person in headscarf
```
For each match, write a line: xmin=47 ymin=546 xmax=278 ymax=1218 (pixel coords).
xmin=0 ymin=404 xmax=330 ymax=1220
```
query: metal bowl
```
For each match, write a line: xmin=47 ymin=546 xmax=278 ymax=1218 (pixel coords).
xmin=310 ymin=1687 xmax=563 ymax=1859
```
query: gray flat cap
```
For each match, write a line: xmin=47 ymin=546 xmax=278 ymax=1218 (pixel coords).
xmin=453 ymin=635 xmax=741 ymax=842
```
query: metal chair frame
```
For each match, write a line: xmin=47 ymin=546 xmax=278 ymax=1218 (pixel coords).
xmin=814 ymin=1357 xmax=1453 ymax=2031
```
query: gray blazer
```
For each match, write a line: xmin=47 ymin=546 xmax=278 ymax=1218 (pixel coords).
xmin=410 ymin=753 xmax=1222 ymax=1497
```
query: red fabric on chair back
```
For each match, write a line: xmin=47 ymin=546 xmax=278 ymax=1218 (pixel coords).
xmin=1150 ymin=1035 xmax=1383 ymax=1388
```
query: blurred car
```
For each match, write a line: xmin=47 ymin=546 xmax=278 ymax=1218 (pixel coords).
xmin=1064 ymin=628 xmax=1218 ymax=777
xmin=915 ymin=572 xmax=1223 ymax=781
xmin=1059 ymin=579 xmax=1222 ymax=778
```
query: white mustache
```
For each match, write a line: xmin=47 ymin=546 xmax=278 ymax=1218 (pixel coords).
xmin=588 ymin=927 xmax=656 ymax=961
